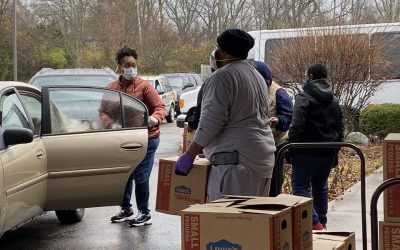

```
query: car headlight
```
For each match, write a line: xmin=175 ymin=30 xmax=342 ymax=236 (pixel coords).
xmin=179 ymin=99 xmax=185 ymax=109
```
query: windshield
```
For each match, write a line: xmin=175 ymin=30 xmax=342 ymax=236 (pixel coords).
xmin=165 ymin=76 xmax=184 ymax=89
xmin=31 ymin=75 xmax=117 ymax=88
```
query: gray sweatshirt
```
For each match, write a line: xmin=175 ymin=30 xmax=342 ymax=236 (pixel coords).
xmin=195 ymin=60 xmax=276 ymax=178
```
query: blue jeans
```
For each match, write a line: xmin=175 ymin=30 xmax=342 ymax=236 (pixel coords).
xmin=122 ymin=136 xmax=160 ymax=214
xmin=291 ymin=153 xmax=336 ymax=224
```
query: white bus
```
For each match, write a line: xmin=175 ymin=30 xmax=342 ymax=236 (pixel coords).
xmin=248 ymin=22 xmax=400 ymax=78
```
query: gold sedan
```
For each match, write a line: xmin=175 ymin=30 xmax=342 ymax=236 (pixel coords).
xmin=0 ymin=81 xmax=149 ymax=236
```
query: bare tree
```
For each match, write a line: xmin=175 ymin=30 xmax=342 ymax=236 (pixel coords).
xmin=35 ymin=0 xmax=97 ymax=66
xmin=374 ymin=0 xmax=400 ymax=22
xmin=0 ymin=0 xmax=10 ymax=29
xmin=251 ymin=0 xmax=325 ymax=30
xmin=163 ymin=0 xmax=202 ymax=43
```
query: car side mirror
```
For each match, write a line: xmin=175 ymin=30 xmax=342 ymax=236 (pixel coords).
xmin=183 ymin=82 xmax=194 ymax=90
xmin=3 ymin=128 xmax=34 ymax=147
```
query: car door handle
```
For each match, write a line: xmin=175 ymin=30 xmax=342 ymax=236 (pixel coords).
xmin=36 ymin=150 xmax=45 ymax=159
xmin=120 ymin=142 xmax=143 ymax=151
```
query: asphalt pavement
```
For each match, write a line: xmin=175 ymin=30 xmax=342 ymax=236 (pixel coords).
xmin=0 ymin=122 xmax=183 ymax=250
xmin=0 ymin=121 xmax=386 ymax=250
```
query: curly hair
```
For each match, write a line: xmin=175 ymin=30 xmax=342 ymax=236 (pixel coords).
xmin=115 ymin=46 xmax=138 ymax=65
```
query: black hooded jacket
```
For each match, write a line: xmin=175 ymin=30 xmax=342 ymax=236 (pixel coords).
xmin=289 ymin=78 xmax=343 ymax=155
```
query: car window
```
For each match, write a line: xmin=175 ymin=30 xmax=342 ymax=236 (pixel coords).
xmin=31 ymin=75 xmax=117 ymax=88
xmin=191 ymin=74 xmax=203 ymax=86
xmin=188 ymin=75 xmax=197 ymax=87
xmin=160 ymin=78 xmax=173 ymax=92
xmin=155 ymin=80 xmax=163 ymax=93
xmin=44 ymin=88 xmax=147 ymax=135
xmin=1 ymin=91 xmax=31 ymax=129
xmin=166 ymin=79 xmax=175 ymax=92
xmin=20 ymin=93 xmax=41 ymax=135
xmin=121 ymin=95 xmax=147 ymax=128
xmin=166 ymin=76 xmax=184 ymax=90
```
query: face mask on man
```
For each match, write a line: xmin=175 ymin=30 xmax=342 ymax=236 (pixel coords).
xmin=123 ymin=67 xmax=137 ymax=80
xmin=209 ymin=49 xmax=219 ymax=71
xmin=209 ymin=48 xmax=241 ymax=71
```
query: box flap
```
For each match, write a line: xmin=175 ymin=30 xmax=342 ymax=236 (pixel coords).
xmin=313 ymin=231 xmax=355 ymax=242
xmin=238 ymin=197 xmax=302 ymax=207
xmin=313 ymin=231 xmax=354 ymax=237
xmin=160 ymin=156 xmax=179 ymax=162
xmin=203 ymin=201 xmax=238 ymax=207
xmin=277 ymin=194 xmax=313 ymax=205
xmin=385 ymin=133 xmax=400 ymax=141
xmin=236 ymin=207 xmax=290 ymax=215
xmin=182 ymin=204 xmax=242 ymax=214
xmin=221 ymin=195 xmax=262 ymax=199
xmin=313 ymin=237 xmax=345 ymax=249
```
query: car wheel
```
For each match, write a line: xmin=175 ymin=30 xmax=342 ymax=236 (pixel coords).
xmin=55 ymin=208 xmax=85 ymax=224
xmin=166 ymin=104 xmax=175 ymax=123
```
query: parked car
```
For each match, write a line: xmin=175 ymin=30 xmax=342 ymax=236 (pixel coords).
xmin=141 ymin=76 xmax=177 ymax=123
xmin=29 ymin=68 xmax=118 ymax=88
xmin=161 ymin=73 xmax=203 ymax=115
xmin=0 ymin=81 xmax=149 ymax=237
xmin=30 ymin=69 xmax=176 ymax=123
xmin=176 ymin=86 xmax=202 ymax=128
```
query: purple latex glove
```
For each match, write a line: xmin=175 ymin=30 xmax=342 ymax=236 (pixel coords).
xmin=197 ymin=153 xmax=205 ymax=158
xmin=175 ymin=152 xmax=194 ymax=176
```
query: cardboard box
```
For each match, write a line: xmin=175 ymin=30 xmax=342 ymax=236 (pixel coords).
xmin=313 ymin=231 xmax=356 ymax=250
xmin=312 ymin=237 xmax=346 ymax=250
xmin=182 ymin=123 xmax=196 ymax=152
xmin=278 ymin=194 xmax=313 ymax=250
xmin=383 ymin=134 xmax=400 ymax=222
xmin=380 ymin=221 xmax=400 ymax=250
xmin=181 ymin=196 xmax=294 ymax=250
xmin=156 ymin=156 xmax=211 ymax=215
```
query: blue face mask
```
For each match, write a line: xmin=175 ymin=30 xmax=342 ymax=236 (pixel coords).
xmin=123 ymin=67 xmax=137 ymax=80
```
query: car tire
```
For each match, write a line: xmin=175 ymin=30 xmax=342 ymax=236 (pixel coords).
xmin=55 ymin=208 xmax=85 ymax=224
xmin=166 ymin=104 xmax=175 ymax=123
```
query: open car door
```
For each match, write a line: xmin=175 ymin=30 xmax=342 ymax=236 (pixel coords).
xmin=41 ymin=86 xmax=148 ymax=210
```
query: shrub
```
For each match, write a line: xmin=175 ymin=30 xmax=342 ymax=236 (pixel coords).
xmin=360 ymin=104 xmax=400 ymax=138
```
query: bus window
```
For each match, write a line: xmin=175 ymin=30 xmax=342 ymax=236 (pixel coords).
xmin=371 ymin=32 xmax=400 ymax=79
xmin=265 ymin=36 xmax=313 ymax=83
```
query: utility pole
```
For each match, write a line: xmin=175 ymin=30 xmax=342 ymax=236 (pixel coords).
xmin=12 ymin=0 xmax=17 ymax=81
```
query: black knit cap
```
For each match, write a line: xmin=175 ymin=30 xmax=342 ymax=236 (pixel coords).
xmin=217 ymin=29 xmax=255 ymax=59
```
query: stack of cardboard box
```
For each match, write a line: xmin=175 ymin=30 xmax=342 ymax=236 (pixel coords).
xmin=180 ymin=194 xmax=356 ymax=250
xmin=180 ymin=194 xmax=313 ymax=250
xmin=379 ymin=134 xmax=400 ymax=250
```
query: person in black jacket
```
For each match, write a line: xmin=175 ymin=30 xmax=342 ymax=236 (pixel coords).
xmin=289 ymin=63 xmax=343 ymax=230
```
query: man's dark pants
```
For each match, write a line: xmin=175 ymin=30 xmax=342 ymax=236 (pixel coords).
xmin=291 ymin=152 xmax=336 ymax=225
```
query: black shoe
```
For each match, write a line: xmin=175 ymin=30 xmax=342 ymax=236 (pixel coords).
xmin=111 ymin=208 xmax=134 ymax=222
xmin=128 ymin=212 xmax=152 ymax=227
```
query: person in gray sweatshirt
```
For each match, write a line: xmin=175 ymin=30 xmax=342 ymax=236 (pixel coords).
xmin=174 ymin=28 xmax=276 ymax=201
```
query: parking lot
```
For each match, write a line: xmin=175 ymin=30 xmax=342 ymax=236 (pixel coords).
xmin=0 ymin=122 xmax=183 ymax=250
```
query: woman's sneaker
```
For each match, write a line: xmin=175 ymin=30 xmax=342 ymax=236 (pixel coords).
xmin=128 ymin=212 xmax=152 ymax=227
xmin=111 ymin=208 xmax=134 ymax=222
xmin=313 ymin=221 xmax=325 ymax=230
